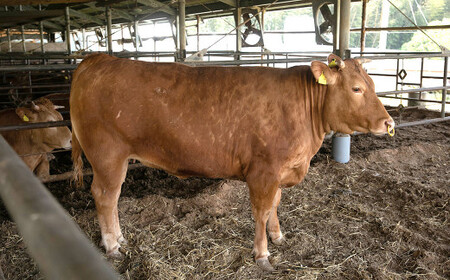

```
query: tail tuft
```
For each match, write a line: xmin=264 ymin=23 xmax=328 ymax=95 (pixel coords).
xmin=71 ymin=130 xmax=84 ymax=188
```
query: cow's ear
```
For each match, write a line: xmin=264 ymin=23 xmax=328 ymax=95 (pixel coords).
xmin=34 ymin=97 xmax=54 ymax=110
xmin=327 ymin=54 xmax=345 ymax=69
xmin=311 ymin=61 xmax=337 ymax=85
xmin=16 ymin=107 xmax=36 ymax=122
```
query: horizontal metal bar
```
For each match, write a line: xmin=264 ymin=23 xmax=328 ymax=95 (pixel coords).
xmin=355 ymin=53 xmax=450 ymax=60
xmin=0 ymin=135 xmax=119 ymax=280
xmin=0 ymin=64 xmax=78 ymax=72
xmin=183 ymin=57 xmax=325 ymax=66
xmin=395 ymin=116 xmax=450 ymax=128
xmin=397 ymin=82 xmax=421 ymax=86
xmin=42 ymin=163 xmax=145 ymax=183
xmin=369 ymin=73 xmax=397 ymax=77
xmin=380 ymin=95 xmax=450 ymax=104
xmin=0 ymin=120 xmax=71 ymax=132
xmin=351 ymin=24 xmax=450 ymax=32
xmin=422 ymin=75 xmax=449 ymax=80
xmin=377 ymin=86 xmax=450 ymax=96
xmin=0 ymin=84 xmax=70 ymax=91
xmin=353 ymin=116 xmax=450 ymax=135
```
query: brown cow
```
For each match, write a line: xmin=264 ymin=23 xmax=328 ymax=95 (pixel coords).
xmin=70 ymin=53 xmax=394 ymax=271
xmin=0 ymin=97 xmax=72 ymax=179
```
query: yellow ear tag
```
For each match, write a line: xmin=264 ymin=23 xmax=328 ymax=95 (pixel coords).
xmin=23 ymin=115 xmax=29 ymax=122
xmin=329 ymin=59 xmax=337 ymax=68
xmin=318 ymin=72 xmax=327 ymax=85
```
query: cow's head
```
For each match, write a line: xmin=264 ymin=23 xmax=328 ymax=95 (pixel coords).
xmin=311 ymin=54 xmax=395 ymax=135
xmin=16 ymin=97 xmax=72 ymax=149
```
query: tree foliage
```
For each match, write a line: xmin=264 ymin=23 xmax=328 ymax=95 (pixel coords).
xmin=401 ymin=19 xmax=450 ymax=51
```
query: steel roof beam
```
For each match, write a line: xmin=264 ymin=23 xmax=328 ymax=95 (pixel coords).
xmin=218 ymin=0 xmax=236 ymax=6
xmin=69 ymin=8 xmax=104 ymax=26
xmin=0 ymin=0 xmax=90 ymax=4
xmin=137 ymin=0 xmax=175 ymax=16
xmin=111 ymin=7 xmax=134 ymax=21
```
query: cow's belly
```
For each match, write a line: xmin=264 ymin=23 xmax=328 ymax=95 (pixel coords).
xmin=129 ymin=137 xmax=245 ymax=180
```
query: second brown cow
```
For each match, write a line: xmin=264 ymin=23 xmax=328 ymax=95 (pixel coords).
xmin=70 ymin=53 xmax=394 ymax=271
xmin=0 ymin=97 xmax=72 ymax=179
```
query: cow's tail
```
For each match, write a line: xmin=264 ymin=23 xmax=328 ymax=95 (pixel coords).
xmin=71 ymin=129 xmax=84 ymax=188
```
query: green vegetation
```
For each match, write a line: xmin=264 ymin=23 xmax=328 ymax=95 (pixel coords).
xmin=401 ymin=19 xmax=450 ymax=51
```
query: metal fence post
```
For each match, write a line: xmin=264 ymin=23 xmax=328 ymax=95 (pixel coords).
xmin=442 ymin=56 xmax=448 ymax=118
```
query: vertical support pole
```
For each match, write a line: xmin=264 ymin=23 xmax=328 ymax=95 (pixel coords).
xmin=106 ymin=6 xmax=113 ymax=55
xmin=395 ymin=58 xmax=400 ymax=91
xmin=39 ymin=22 xmax=45 ymax=53
xmin=82 ymin=28 xmax=86 ymax=50
xmin=65 ymin=6 xmax=72 ymax=63
xmin=339 ymin=0 xmax=351 ymax=59
xmin=178 ymin=0 xmax=186 ymax=61
xmin=19 ymin=5 xmax=26 ymax=53
xmin=134 ymin=19 xmax=139 ymax=60
xmin=39 ymin=4 xmax=45 ymax=54
xmin=333 ymin=0 xmax=352 ymax=164
xmin=196 ymin=15 xmax=200 ymax=52
xmin=442 ymin=56 xmax=448 ymax=118
xmin=360 ymin=0 xmax=367 ymax=53
xmin=6 ymin=28 xmax=12 ymax=52
xmin=173 ymin=16 xmax=179 ymax=52
xmin=333 ymin=1 xmax=340 ymax=54
xmin=379 ymin=0 xmax=390 ymax=50
xmin=120 ymin=25 xmax=124 ymax=51
xmin=21 ymin=25 xmax=26 ymax=52
xmin=234 ymin=5 xmax=242 ymax=61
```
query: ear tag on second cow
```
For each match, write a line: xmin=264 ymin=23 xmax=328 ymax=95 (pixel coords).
xmin=318 ymin=72 xmax=327 ymax=85
xmin=329 ymin=59 xmax=337 ymax=68
xmin=23 ymin=115 xmax=30 ymax=122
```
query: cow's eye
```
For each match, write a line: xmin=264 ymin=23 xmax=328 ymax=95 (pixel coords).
xmin=352 ymin=87 xmax=362 ymax=93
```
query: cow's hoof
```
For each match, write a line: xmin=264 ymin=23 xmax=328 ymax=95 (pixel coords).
xmin=106 ymin=248 xmax=124 ymax=259
xmin=271 ymin=235 xmax=286 ymax=246
xmin=256 ymin=257 xmax=275 ymax=272
xmin=118 ymin=236 xmax=128 ymax=245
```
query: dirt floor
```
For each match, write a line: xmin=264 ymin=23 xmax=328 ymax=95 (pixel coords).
xmin=0 ymin=107 xmax=449 ymax=280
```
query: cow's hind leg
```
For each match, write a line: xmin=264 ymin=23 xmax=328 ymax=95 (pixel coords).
xmin=268 ymin=188 xmax=285 ymax=245
xmin=247 ymin=169 xmax=280 ymax=272
xmin=90 ymin=156 xmax=128 ymax=258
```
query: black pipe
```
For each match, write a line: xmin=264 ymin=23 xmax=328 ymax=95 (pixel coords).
xmin=0 ymin=120 xmax=71 ymax=132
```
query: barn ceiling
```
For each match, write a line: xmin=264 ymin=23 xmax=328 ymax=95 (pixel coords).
xmin=0 ymin=0 xmax=313 ymax=33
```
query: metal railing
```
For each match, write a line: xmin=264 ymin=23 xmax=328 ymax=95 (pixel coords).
xmin=0 ymin=51 xmax=448 ymax=183
xmin=0 ymin=135 xmax=119 ymax=280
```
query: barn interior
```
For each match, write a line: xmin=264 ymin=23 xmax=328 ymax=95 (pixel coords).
xmin=0 ymin=0 xmax=449 ymax=279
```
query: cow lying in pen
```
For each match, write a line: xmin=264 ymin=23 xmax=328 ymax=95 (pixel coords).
xmin=70 ymin=53 xmax=394 ymax=271
xmin=0 ymin=97 xmax=72 ymax=179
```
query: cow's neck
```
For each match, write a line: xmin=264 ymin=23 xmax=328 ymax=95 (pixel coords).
xmin=299 ymin=71 xmax=328 ymax=146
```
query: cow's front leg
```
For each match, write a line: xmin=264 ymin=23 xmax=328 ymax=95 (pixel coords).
xmin=35 ymin=156 xmax=50 ymax=179
xmin=248 ymin=176 xmax=280 ymax=272
xmin=91 ymin=159 xmax=128 ymax=258
xmin=268 ymin=188 xmax=285 ymax=245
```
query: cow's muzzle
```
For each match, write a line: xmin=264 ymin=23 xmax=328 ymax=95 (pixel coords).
xmin=385 ymin=118 xmax=395 ymax=136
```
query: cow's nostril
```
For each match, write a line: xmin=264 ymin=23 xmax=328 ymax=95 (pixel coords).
xmin=385 ymin=118 xmax=395 ymax=128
